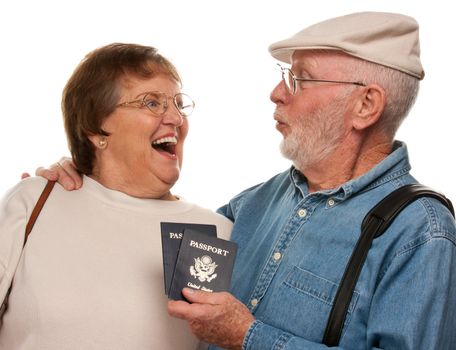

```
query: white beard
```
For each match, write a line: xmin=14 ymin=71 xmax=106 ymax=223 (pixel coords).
xmin=279 ymin=95 xmax=348 ymax=170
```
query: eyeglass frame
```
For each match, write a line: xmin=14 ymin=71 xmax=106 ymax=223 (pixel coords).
xmin=116 ymin=91 xmax=195 ymax=117
xmin=277 ymin=63 xmax=366 ymax=95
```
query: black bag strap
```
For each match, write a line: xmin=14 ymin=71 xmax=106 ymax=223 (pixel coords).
xmin=322 ymin=184 xmax=455 ymax=346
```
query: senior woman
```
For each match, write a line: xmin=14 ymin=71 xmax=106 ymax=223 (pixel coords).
xmin=0 ymin=43 xmax=232 ymax=349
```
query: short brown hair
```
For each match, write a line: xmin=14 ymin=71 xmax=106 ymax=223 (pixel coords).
xmin=62 ymin=43 xmax=181 ymax=175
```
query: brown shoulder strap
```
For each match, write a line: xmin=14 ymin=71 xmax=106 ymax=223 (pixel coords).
xmin=1 ymin=180 xmax=57 ymax=316
xmin=24 ymin=180 xmax=56 ymax=246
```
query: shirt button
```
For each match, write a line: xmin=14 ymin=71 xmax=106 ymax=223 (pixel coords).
xmin=298 ymin=209 xmax=307 ymax=218
xmin=327 ymin=198 xmax=336 ymax=207
xmin=273 ymin=252 xmax=282 ymax=261
xmin=250 ymin=298 xmax=258 ymax=307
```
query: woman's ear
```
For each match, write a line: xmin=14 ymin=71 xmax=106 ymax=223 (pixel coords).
xmin=88 ymin=135 xmax=108 ymax=150
xmin=352 ymin=84 xmax=386 ymax=130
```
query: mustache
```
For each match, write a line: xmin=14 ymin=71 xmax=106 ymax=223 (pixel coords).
xmin=274 ymin=110 xmax=287 ymax=122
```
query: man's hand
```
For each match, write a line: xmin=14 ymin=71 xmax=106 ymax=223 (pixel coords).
xmin=168 ymin=288 xmax=254 ymax=350
xmin=35 ymin=157 xmax=83 ymax=190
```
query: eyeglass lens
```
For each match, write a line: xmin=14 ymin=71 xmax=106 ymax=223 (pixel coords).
xmin=280 ymin=67 xmax=295 ymax=94
xmin=142 ymin=92 xmax=194 ymax=117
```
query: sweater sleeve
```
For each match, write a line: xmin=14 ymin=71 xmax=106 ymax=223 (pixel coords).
xmin=0 ymin=179 xmax=44 ymax=312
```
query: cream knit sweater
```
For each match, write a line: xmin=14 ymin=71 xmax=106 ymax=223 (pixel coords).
xmin=0 ymin=176 xmax=232 ymax=349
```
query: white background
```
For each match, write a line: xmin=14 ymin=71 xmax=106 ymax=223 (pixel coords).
xmin=0 ymin=0 xmax=454 ymax=210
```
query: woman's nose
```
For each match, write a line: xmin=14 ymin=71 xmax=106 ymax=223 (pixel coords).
xmin=162 ymin=104 xmax=184 ymax=126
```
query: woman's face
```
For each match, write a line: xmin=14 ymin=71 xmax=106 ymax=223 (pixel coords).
xmin=94 ymin=74 xmax=189 ymax=199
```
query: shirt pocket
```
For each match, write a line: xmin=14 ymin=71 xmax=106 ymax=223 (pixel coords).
xmin=261 ymin=265 xmax=360 ymax=342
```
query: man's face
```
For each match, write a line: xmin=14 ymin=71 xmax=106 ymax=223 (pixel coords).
xmin=271 ymin=51 xmax=354 ymax=171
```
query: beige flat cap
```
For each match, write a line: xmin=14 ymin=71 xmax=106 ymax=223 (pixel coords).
xmin=269 ymin=12 xmax=424 ymax=79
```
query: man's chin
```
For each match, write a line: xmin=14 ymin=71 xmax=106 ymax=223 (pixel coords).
xmin=279 ymin=140 xmax=297 ymax=161
xmin=279 ymin=144 xmax=317 ymax=172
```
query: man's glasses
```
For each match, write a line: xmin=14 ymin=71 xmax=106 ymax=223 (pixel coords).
xmin=117 ymin=91 xmax=195 ymax=117
xmin=278 ymin=64 xmax=366 ymax=95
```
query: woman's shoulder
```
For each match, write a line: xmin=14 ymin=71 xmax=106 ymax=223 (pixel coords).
xmin=184 ymin=201 xmax=233 ymax=225
xmin=179 ymin=200 xmax=233 ymax=240
xmin=1 ymin=177 xmax=49 ymax=206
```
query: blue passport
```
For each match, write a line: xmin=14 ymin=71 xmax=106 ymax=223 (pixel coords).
xmin=168 ymin=228 xmax=238 ymax=301
xmin=160 ymin=222 xmax=217 ymax=295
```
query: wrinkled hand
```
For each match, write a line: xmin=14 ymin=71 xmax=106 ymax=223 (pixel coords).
xmin=168 ymin=288 xmax=255 ymax=350
xmin=35 ymin=157 xmax=83 ymax=190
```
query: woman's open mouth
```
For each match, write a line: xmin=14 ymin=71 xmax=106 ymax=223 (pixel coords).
xmin=152 ymin=136 xmax=177 ymax=156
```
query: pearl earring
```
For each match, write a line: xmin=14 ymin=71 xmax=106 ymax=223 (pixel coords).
xmin=98 ymin=137 xmax=108 ymax=149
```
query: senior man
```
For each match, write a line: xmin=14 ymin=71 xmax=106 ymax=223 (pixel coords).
xmin=167 ymin=12 xmax=456 ymax=349
xmin=34 ymin=11 xmax=455 ymax=350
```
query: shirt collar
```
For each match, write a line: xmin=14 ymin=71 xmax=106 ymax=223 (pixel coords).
xmin=289 ymin=141 xmax=411 ymax=201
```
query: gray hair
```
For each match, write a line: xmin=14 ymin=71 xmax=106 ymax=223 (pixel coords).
xmin=343 ymin=56 xmax=420 ymax=138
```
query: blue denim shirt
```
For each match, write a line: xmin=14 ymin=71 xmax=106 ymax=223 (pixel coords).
xmin=212 ymin=142 xmax=456 ymax=350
